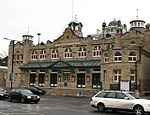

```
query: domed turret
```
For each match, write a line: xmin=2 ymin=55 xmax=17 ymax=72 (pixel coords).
xmin=129 ymin=9 xmax=145 ymax=32
xmin=68 ymin=16 xmax=83 ymax=37
xmin=107 ymin=19 xmax=127 ymax=34
xmin=108 ymin=19 xmax=121 ymax=27
xmin=22 ymin=34 xmax=33 ymax=45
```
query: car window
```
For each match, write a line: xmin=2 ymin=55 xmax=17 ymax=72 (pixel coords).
xmin=16 ymin=89 xmax=20 ymax=93
xmin=116 ymin=93 xmax=126 ymax=99
xmin=21 ymin=89 xmax=33 ymax=94
xmin=105 ymin=92 xmax=116 ymax=98
xmin=96 ymin=92 xmax=107 ymax=97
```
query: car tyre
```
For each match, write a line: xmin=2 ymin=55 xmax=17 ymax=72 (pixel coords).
xmin=133 ymin=105 xmax=144 ymax=115
xmin=21 ymin=97 xmax=25 ymax=103
xmin=97 ymin=103 xmax=106 ymax=112
xmin=8 ymin=96 xmax=12 ymax=102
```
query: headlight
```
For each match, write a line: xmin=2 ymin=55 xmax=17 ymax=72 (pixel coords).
xmin=0 ymin=94 xmax=4 ymax=96
xmin=27 ymin=96 xmax=31 ymax=98
xmin=37 ymin=96 xmax=40 ymax=98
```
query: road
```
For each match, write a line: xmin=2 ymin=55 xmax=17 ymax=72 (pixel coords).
xmin=0 ymin=95 xmax=143 ymax=115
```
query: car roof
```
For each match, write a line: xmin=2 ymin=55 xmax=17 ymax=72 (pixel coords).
xmin=98 ymin=90 xmax=131 ymax=93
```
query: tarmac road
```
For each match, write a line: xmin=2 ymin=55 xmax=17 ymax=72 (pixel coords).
xmin=0 ymin=95 xmax=148 ymax=115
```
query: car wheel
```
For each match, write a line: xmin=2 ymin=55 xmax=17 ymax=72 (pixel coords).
xmin=8 ymin=96 xmax=12 ymax=102
xmin=21 ymin=97 xmax=25 ymax=103
xmin=133 ymin=105 xmax=144 ymax=115
xmin=97 ymin=103 xmax=106 ymax=112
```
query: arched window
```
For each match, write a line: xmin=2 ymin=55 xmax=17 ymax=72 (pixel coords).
xmin=114 ymin=52 xmax=122 ymax=62
xmin=39 ymin=50 xmax=46 ymax=60
xmin=64 ymin=48 xmax=72 ymax=58
xmin=128 ymin=52 xmax=137 ymax=62
xmin=51 ymin=49 xmax=59 ymax=59
xmin=93 ymin=46 xmax=102 ymax=57
xmin=78 ymin=47 xmax=86 ymax=58
xmin=31 ymin=50 xmax=38 ymax=60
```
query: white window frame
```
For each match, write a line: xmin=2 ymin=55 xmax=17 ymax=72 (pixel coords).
xmin=31 ymin=50 xmax=38 ymax=60
xmin=78 ymin=47 xmax=86 ymax=58
xmin=113 ymin=70 xmax=121 ymax=82
xmin=39 ymin=50 xmax=46 ymax=60
xmin=93 ymin=46 xmax=102 ymax=57
xmin=51 ymin=49 xmax=59 ymax=59
xmin=128 ymin=52 xmax=137 ymax=62
xmin=64 ymin=48 xmax=72 ymax=58
xmin=114 ymin=52 xmax=122 ymax=62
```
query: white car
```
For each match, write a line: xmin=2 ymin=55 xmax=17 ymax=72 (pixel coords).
xmin=90 ymin=90 xmax=150 ymax=115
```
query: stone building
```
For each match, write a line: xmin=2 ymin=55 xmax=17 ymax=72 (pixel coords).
xmin=6 ymin=17 xmax=150 ymax=96
xmin=0 ymin=56 xmax=8 ymax=88
xmin=0 ymin=66 xmax=7 ymax=87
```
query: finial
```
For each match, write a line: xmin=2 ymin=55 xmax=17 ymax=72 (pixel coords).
xmin=136 ymin=9 xmax=139 ymax=19
xmin=27 ymin=26 xmax=29 ymax=34
xmin=75 ymin=15 xmax=77 ymax=20
xmin=72 ymin=0 xmax=74 ymax=20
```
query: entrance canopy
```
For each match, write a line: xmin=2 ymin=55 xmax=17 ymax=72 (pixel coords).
xmin=20 ymin=60 xmax=101 ymax=71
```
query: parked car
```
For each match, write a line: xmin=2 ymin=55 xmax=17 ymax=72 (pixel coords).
xmin=90 ymin=90 xmax=150 ymax=115
xmin=0 ymin=87 xmax=9 ymax=100
xmin=22 ymin=86 xmax=46 ymax=95
xmin=8 ymin=88 xmax=40 ymax=103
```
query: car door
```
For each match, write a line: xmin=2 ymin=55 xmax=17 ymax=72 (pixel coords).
xmin=103 ymin=92 xmax=116 ymax=108
xmin=115 ymin=92 xmax=133 ymax=110
xmin=14 ymin=89 xmax=21 ymax=101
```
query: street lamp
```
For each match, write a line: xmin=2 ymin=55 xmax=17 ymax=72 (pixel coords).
xmin=3 ymin=38 xmax=15 ymax=89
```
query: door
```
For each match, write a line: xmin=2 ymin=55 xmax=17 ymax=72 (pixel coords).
xmin=77 ymin=73 xmax=85 ymax=88
xmin=30 ymin=73 xmax=36 ymax=86
xmin=92 ymin=73 xmax=101 ymax=89
xmin=50 ymin=73 xmax=57 ymax=87
xmin=104 ymin=92 xmax=116 ymax=108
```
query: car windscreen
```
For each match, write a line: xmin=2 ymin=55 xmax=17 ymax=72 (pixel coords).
xmin=126 ymin=93 xmax=141 ymax=99
xmin=20 ymin=89 xmax=33 ymax=94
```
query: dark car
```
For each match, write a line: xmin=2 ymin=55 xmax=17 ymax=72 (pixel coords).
xmin=8 ymin=88 xmax=40 ymax=103
xmin=0 ymin=88 xmax=9 ymax=100
xmin=23 ymin=86 xmax=46 ymax=95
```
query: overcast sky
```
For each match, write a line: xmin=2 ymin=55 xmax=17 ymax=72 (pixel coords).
xmin=0 ymin=0 xmax=150 ymax=56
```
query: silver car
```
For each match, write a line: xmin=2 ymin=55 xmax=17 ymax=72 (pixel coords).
xmin=90 ymin=90 xmax=150 ymax=115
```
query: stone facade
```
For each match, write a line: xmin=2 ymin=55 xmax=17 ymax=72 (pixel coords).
xmin=0 ymin=66 xmax=7 ymax=87
xmin=6 ymin=17 xmax=150 ymax=96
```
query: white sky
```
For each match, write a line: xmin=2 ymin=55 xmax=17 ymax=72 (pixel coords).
xmin=0 ymin=0 xmax=150 ymax=56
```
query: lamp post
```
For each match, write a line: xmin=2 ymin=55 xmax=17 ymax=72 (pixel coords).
xmin=3 ymin=38 xmax=15 ymax=89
